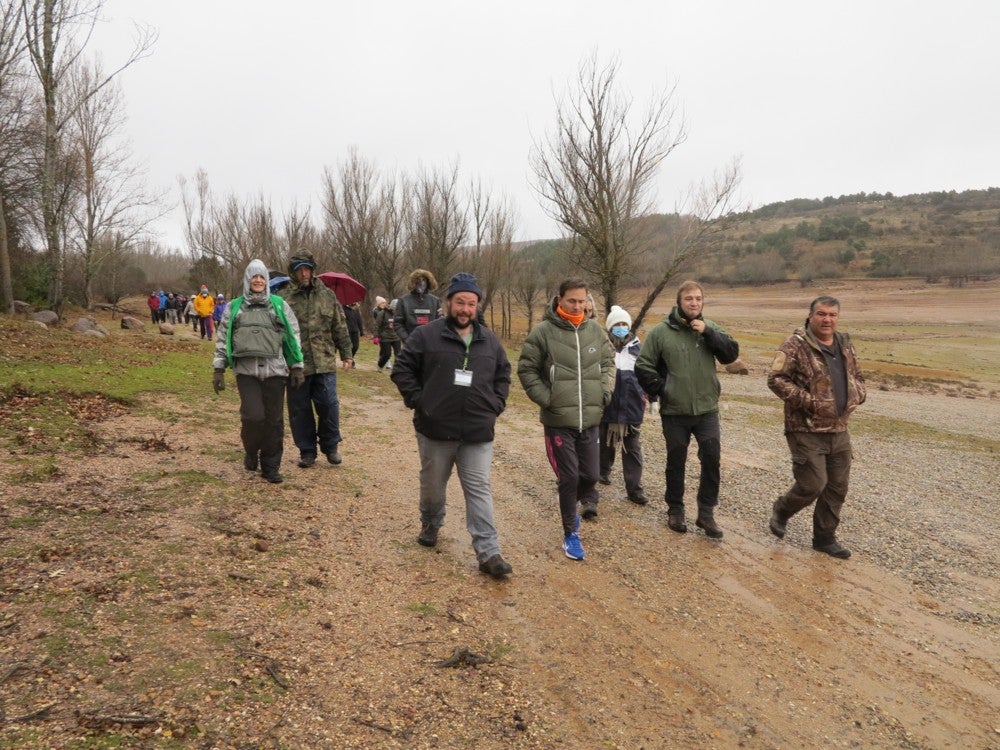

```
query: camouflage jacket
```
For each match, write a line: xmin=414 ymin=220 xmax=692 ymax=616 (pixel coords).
xmin=767 ymin=326 xmax=866 ymax=433
xmin=278 ymin=281 xmax=353 ymax=375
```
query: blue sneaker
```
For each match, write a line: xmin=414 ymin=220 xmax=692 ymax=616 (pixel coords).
xmin=562 ymin=532 xmax=585 ymax=560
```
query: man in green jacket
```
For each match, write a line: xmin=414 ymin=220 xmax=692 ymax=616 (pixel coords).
xmin=278 ymin=252 xmax=354 ymax=467
xmin=635 ymin=280 xmax=739 ymax=539
xmin=517 ymin=278 xmax=615 ymax=561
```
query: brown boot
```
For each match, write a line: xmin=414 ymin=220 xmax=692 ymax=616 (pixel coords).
xmin=696 ymin=509 xmax=724 ymax=539
xmin=667 ymin=513 xmax=687 ymax=533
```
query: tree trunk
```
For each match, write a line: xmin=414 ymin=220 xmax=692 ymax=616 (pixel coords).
xmin=0 ymin=191 xmax=13 ymax=314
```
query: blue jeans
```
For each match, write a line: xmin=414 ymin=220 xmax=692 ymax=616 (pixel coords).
xmin=287 ymin=371 xmax=341 ymax=458
xmin=660 ymin=412 xmax=721 ymax=514
xmin=416 ymin=433 xmax=501 ymax=563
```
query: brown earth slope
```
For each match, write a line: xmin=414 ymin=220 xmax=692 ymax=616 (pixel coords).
xmin=1 ymin=284 xmax=998 ymax=748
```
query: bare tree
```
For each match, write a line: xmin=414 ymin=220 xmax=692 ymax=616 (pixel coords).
xmin=20 ymin=0 xmax=155 ymax=313
xmin=371 ymin=177 xmax=409 ymax=299
xmin=629 ymin=159 xmax=744 ymax=329
xmin=407 ymin=163 xmax=467 ymax=282
xmin=64 ymin=59 xmax=166 ymax=309
xmin=321 ymin=148 xmax=382 ymax=298
xmin=179 ymin=168 xmax=216 ymax=261
xmin=531 ymin=52 xmax=688 ymax=318
xmin=0 ymin=0 xmax=30 ymax=312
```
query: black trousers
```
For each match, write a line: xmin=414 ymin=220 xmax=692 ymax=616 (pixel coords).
xmin=236 ymin=374 xmax=287 ymax=473
xmin=660 ymin=412 xmax=721 ymax=514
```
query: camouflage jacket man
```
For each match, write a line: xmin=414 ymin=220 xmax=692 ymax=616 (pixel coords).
xmin=279 ymin=277 xmax=353 ymax=376
xmin=767 ymin=325 xmax=866 ymax=433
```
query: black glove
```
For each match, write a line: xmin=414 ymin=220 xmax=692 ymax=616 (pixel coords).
xmin=290 ymin=369 xmax=305 ymax=389
xmin=212 ymin=369 xmax=225 ymax=394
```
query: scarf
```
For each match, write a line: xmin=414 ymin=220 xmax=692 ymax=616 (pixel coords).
xmin=556 ymin=305 xmax=585 ymax=327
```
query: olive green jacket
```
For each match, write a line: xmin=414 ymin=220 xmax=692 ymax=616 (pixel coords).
xmin=517 ymin=299 xmax=615 ymax=430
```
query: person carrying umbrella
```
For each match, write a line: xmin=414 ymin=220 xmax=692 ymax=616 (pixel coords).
xmin=277 ymin=251 xmax=354 ymax=467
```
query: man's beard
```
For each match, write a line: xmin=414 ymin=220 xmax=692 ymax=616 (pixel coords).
xmin=447 ymin=313 xmax=473 ymax=330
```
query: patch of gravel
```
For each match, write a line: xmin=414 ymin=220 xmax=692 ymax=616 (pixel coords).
xmin=718 ymin=372 xmax=1000 ymax=619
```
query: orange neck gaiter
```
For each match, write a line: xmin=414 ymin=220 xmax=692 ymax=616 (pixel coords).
xmin=556 ymin=305 xmax=586 ymax=327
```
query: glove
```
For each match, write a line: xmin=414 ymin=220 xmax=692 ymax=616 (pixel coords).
xmin=373 ymin=336 xmax=380 ymax=345
xmin=212 ymin=369 xmax=225 ymax=394
xmin=290 ymin=369 xmax=305 ymax=389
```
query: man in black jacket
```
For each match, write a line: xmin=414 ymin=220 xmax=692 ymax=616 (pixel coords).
xmin=390 ymin=272 xmax=513 ymax=579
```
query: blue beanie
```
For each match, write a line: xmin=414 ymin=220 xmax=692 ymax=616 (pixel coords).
xmin=446 ymin=272 xmax=483 ymax=299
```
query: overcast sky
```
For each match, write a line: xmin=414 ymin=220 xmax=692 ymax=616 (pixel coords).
xmin=90 ymin=0 xmax=1000 ymax=250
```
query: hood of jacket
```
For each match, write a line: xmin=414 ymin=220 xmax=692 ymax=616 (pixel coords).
xmin=407 ymin=268 xmax=438 ymax=292
xmin=243 ymin=259 xmax=270 ymax=304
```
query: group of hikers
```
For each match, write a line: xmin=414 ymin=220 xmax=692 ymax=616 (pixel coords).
xmin=209 ymin=256 xmax=866 ymax=580
xmin=147 ymin=287 xmax=225 ymax=339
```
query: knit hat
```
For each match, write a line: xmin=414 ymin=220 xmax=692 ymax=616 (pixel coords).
xmin=288 ymin=252 xmax=316 ymax=273
xmin=375 ymin=295 xmax=387 ymax=306
xmin=200 ymin=285 xmax=208 ymax=293
xmin=446 ymin=272 xmax=483 ymax=299
xmin=605 ymin=305 xmax=632 ymax=331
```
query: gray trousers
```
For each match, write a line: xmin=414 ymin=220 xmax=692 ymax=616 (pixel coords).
xmin=775 ymin=431 xmax=852 ymax=544
xmin=416 ymin=433 xmax=501 ymax=563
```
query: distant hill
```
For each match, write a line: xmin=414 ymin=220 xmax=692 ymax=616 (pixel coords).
xmin=520 ymin=188 xmax=1000 ymax=287
xmin=690 ymin=188 xmax=1000 ymax=284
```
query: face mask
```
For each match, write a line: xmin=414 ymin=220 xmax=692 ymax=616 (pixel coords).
xmin=415 ymin=280 xmax=427 ymax=294
xmin=611 ymin=326 xmax=629 ymax=339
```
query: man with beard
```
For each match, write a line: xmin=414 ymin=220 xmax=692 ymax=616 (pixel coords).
xmin=635 ymin=280 xmax=740 ymax=539
xmin=390 ymin=273 xmax=513 ymax=579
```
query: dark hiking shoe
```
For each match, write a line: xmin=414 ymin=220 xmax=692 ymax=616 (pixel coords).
xmin=769 ymin=500 xmax=787 ymax=539
xmin=627 ymin=491 xmax=649 ymax=506
xmin=417 ymin=523 xmax=438 ymax=548
xmin=813 ymin=540 xmax=851 ymax=559
xmin=298 ymin=454 xmax=316 ymax=468
xmin=696 ymin=512 xmax=724 ymax=539
xmin=598 ymin=474 xmax=611 ymax=485
xmin=581 ymin=502 xmax=598 ymax=520
xmin=243 ymin=454 xmax=259 ymax=472
xmin=326 ymin=450 xmax=342 ymax=465
xmin=478 ymin=554 xmax=513 ymax=579
xmin=667 ymin=514 xmax=688 ymax=533
xmin=261 ymin=471 xmax=283 ymax=484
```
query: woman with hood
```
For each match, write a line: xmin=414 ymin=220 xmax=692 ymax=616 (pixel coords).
xmin=393 ymin=269 xmax=440 ymax=343
xmin=212 ymin=259 xmax=305 ymax=484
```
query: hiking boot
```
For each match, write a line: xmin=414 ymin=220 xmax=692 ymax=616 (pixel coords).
xmin=562 ymin=532 xmax=585 ymax=560
xmin=627 ymin=491 xmax=648 ymax=506
xmin=261 ymin=471 xmax=283 ymax=484
xmin=769 ymin=500 xmax=787 ymax=539
xmin=667 ymin=513 xmax=687 ymax=533
xmin=326 ymin=450 xmax=342 ymax=465
xmin=696 ymin=510 xmax=724 ymax=539
xmin=813 ymin=540 xmax=852 ymax=559
xmin=581 ymin=502 xmax=598 ymax=520
xmin=417 ymin=523 xmax=438 ymax=548
xmin=598 ymin=474 xmax=611 ymax=485
xmin=478 ymin=554 xmax=513 ymax=578
xmin=243 ymin=453 xmax=259 ymax=472
xmin=297 ymin=454 xmax=316 ymax=468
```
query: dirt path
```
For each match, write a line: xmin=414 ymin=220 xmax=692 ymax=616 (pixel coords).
xmin=2 ymin=353 xmax=998 ymax=748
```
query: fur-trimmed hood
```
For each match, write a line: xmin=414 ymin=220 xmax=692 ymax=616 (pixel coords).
xmin=407 ymin=268 xmax=438 ymax=292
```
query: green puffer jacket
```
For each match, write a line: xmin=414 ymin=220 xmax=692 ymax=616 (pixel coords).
xmin=517 ymin=299 xmax=615 ymax=430
xmin=635 ymin=307 xmax=740 ymax=416
xmin=278 ymin=281 xmax=353 ymax=376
